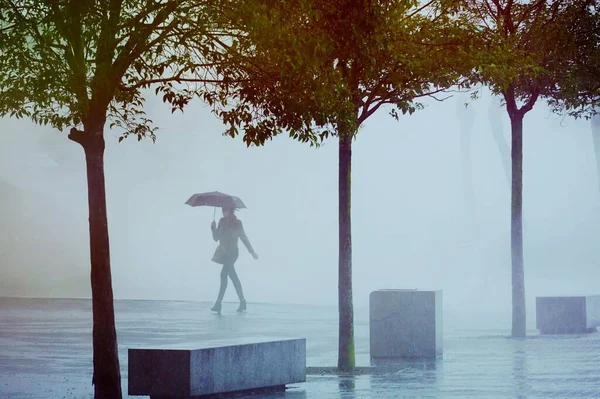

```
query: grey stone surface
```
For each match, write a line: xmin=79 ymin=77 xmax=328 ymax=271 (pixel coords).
xmin=536 ymin=295 xmax=600 ymax=334
xmin=369 ymin=289 xmax=442 ymax=360
xmin=4 ymin=298 xmax=600 ymax=398
xmin=586 ymin=295 xmax=600 ymax=329
xmin=128 ymin=339 xmax=306 ymax=397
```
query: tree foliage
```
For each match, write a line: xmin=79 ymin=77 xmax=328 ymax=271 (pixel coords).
xmin=0 ymin=1 xmax=239 ymax=397
xmin=460 ymin=0 xmax=599 ymax=338
xmin=546 ymin=1 xmax=600 ymax=117
xmin=0 ymin=0 xmax=235 ymax=141
xmin=206 ymin=0 xmax=477 ymax=370
xmin=211 ymin=0 xmax=476 ymax=146
xmin=464 ymin=0 xmax=598 ymax=118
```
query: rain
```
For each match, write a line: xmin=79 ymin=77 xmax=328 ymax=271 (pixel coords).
xmin=2 ymin=88 xmax=600 ymax=397
xmin=2 ymin=91 xmax=599 ymax=311
xmin=1 ymin=0 xmax=600 ymax=397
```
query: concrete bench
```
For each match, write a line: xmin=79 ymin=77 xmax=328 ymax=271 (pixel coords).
xmin=128 ymin=339 xmax=306 ymax=398
xmin=370 ymin=289 xmax=442 ymax=360
xmin=536 ymin=296 xmax=600 ymax=334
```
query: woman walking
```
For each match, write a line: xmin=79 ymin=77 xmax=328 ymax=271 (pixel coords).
xmin=210 ymin=206 xmax=258 ymax=313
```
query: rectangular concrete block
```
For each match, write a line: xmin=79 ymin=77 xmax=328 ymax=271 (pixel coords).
xmin=536 ymin=296 xmax=600 ymax=334
xmin=370 ymin=289 xmax=442 ymax=360
xmin=586 ymin=295 xmax=600 ymax=329
xmin=128 ymin=339 xmax=306 ymax=397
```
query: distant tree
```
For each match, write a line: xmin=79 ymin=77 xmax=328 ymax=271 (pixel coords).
xmin=488 ymin=95 xmax=511 ymax=185
xmin=209 ymin=0 xmax=474 ymax=370
xmin=463 ymin=0 xmax=599 ymax=337
xmin=0 ymin=1 xmax=238 ymax=397
xmin=456 ymin=97 xmax=478 ymax=235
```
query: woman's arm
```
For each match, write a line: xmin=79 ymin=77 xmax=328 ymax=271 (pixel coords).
xmin=238 ymin=221 xmax=256 ymax=256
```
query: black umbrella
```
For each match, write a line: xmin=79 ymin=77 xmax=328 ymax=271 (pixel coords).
xmin=185 ymin=191 xmax=246 ymax=220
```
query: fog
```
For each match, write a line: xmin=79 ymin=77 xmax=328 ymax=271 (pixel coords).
xmin=1 ymin=89 xmax=599 ymax=323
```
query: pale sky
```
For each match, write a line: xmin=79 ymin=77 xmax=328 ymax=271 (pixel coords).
xmin=1 ymin=89 xmax=599 ymax=319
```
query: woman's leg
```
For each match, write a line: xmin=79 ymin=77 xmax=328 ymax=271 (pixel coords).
xmin=215 ymin=265 xmax=229 ymax=304
xmin=227 ymin=264 xmax=245 ymax=302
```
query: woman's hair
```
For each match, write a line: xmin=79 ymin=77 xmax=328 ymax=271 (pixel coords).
xmin=222 ymin=206 xmax=235 ymax=214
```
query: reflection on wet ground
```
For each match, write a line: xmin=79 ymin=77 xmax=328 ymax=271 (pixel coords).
xmin=1 ymin=298 xmax=599 ymax=398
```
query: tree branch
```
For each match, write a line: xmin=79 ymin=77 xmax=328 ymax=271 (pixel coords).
xmin=122 ymin=75 xmax=251 ymax=91
xmin=5 ymin=1 xmax=64 ymax=63
xmin=110 ymin=2 xmax=178 ymax=83
xmin=46 ymin=0 xmax=89 ymax=107
xmin=503 ymin=84 xmax=518 ymax=115
xmin=514 ymin=0 xmax=546 ymax=29
xmin=68 ymin=126 xmax=86 ymax=144
xmin=0 ymin=23 xmax=16 ymax=32
xmin=96 ymin=0 xmax=125 ymax=69
xmin=404 ymin=0 xmax=436 ymax=21
xmin=521 ymin=89 xmax=540 ymax=114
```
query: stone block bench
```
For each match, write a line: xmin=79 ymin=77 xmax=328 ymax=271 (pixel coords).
xmin=370 ymin=289 xmax=442 ymax=360
xmin=536 ymin=296 xmax=600 ymax=334
xmin=128 ymin=338 xmax=306 ymax=398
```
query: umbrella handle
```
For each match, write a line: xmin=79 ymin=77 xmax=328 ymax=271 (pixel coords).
xmin=213 ymin=207 xmax=216 ymax=222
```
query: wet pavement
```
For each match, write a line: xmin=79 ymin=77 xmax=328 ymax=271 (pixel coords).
xmin=1 ymin=297 xmax=599 ymax=398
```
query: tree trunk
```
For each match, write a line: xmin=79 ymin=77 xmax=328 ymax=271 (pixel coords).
xmin=69 ymin=126 xmax=122 ymax=399
xmin=509 ymin=114 xmax=526 ymax=338
xmin=337 ymin=130 xmax=355 ymax=371
xmin=591 ymin=115 xmax=600 ymax=196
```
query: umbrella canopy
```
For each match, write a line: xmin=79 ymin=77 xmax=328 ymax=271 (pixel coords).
xmin=185 ymin=191 xmax=246 ymax=209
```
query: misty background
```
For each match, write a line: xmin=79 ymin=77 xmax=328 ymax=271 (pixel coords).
xmin=1 ymin=88 xmax=599 ymax=322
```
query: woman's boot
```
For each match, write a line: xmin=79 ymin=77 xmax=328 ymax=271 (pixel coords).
xmin=211 ymin=302 xmax=222 ymax=314
xmin=237 ymin=299 xmax=247 ymax=313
